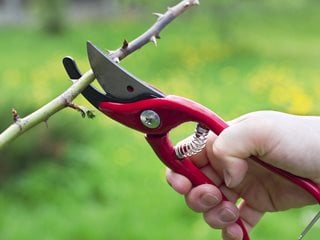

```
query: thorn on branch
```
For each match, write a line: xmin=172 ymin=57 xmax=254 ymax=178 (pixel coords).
xmin=67 ymin=103 xmax=96 ymax=119
xmin=44 ymin=119 xmax=49 ymax=129
xmin=12 ymin=108 xmax=21 ymax=123
xmin=122 ymin=39 xmax=129 ymax=50
xmin=150 ymin=36 xmax=158 ymax=46
xmin=184 ymin=0 xmax=200 ymax=8
xmin=153 ymin=12 xmax=164 ymax=20
xmin=113 ymin=57 xmax=120 ymax=64
xmin=106 ymin=49 xmax=116 ymax=55
xmin=192 ymin=0 xmax=200 ymax=6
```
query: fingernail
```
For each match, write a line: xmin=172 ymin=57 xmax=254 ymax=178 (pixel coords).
xmin=223 ymin=169 xmax=232 ymax=187
xmin=225 ymin=228 xmax=237 ymax=239
xmin=200 ymin=193 xmax=219 ymax=207
xmin=223 ymin=227 xmax=239 ymax=240
xmin=219 ymin=208 xmax=237 ymax=223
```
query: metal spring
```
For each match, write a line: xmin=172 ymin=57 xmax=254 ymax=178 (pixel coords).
xmin=174 ymin=124 xmax=210 ymax=159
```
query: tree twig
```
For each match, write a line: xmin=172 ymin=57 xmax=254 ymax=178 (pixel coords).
xmin=108 ymin=0 xmax=200 ymax=62
xmin=0 ymin=0 xmax=200 ymax=149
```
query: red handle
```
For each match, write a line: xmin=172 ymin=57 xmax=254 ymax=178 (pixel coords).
xmin=99 ymin=95 xmax=320 ymax=239
xmin=146 ymin=134 xmax=250 ymax=240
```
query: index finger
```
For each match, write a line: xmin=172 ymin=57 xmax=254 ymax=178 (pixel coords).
xmin=189 ymin=132 xmax=217 ymax=168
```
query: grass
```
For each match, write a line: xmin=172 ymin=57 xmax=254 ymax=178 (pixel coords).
xmin=0 ymin=2 xmax=320 ymax=239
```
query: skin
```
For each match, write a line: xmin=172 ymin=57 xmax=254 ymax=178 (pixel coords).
xmin=166 ymin=111 xmax=320 ymax=240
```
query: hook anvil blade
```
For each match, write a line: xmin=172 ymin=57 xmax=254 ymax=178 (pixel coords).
xmin=87 ymin=41 xmax=165 ymax=103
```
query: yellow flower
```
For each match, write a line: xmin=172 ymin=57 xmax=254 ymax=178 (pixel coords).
xmin=249 ymin=64 xmax=314 ymax=114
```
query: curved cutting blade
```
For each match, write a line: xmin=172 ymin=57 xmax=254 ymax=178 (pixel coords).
xmin=87 ymin=41 xmax=165 ymax=103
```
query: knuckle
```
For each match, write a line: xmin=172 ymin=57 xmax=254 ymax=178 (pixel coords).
xmin=185 ymin=184 xmax=221 ymax=212
xmin=203 ymin=202 xmax=239 ymax=229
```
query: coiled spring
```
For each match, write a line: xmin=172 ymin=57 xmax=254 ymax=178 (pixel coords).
xmin=174 ymin=124 xmax=209 ymax=159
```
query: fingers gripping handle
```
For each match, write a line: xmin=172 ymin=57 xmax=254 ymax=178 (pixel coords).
xmin=142 ymin=96 xmax=319 ymax=240
xmin=98 ymin=95 xmax=320 ymax=239
xmin=146 ymin=134 xmax=250 ymax=240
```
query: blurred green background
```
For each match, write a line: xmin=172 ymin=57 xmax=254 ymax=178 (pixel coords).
xmin=0 ymin=0 xmax=320 ymax=239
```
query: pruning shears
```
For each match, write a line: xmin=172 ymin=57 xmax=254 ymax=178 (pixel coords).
xmin=63 ymin=42 xmax=320 ymax=240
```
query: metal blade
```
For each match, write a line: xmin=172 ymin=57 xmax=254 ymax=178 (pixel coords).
xmin=87 ymin=41 xmax=165 ymax=103
xmin=63 ymin=56 xmax=111 ymax=109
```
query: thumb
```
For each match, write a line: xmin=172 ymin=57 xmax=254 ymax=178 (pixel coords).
xmin=210 ymin=114 xmax=272 ymax=188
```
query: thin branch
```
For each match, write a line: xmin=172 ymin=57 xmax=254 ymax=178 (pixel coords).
xmin=109 ymin=0 xmax=200 ymax=61
xmin=0 ymin=70 xmax=95 ymax=149
xmin=0 ymin=0 xmax=200 ymax=149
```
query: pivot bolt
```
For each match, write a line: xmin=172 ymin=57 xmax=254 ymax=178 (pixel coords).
xmin=140 ymin=110 xmax=161 ymax=129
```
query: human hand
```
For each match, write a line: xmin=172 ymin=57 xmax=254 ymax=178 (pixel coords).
xmin=166 ymin=111 xmax=320 ymax=240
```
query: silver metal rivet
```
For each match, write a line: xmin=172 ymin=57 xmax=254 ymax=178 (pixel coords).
xmin=140 ymin=110 xmax=161 ymax=129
